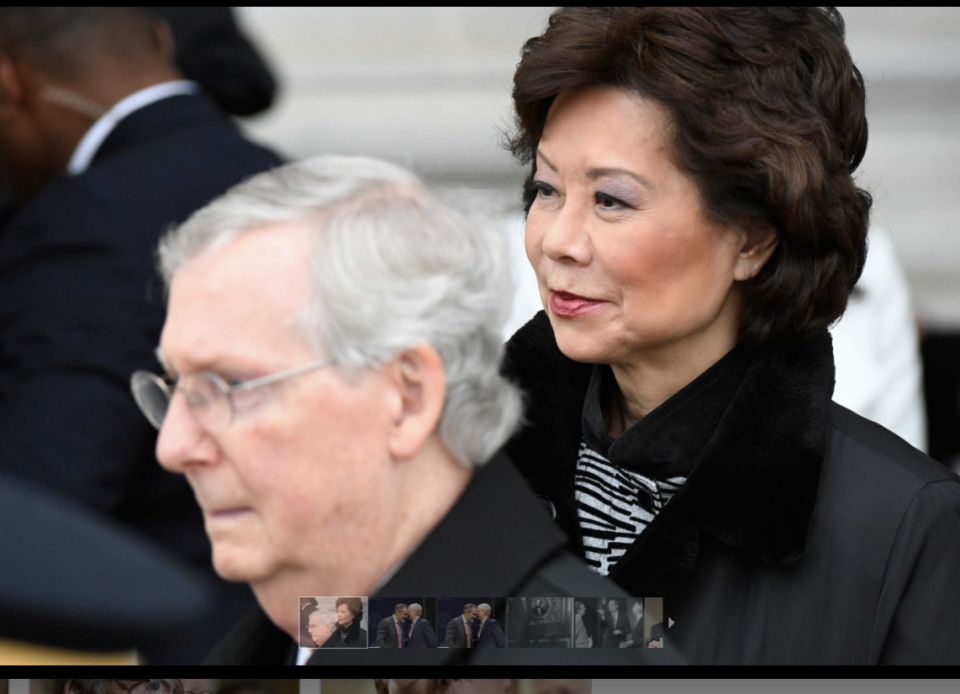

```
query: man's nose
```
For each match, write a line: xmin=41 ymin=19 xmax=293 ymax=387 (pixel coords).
xmin=155 ymin=390 xmax=218 ymax=472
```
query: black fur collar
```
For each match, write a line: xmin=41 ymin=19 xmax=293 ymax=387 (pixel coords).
xmin=502 ymin=311 xmax=835 ymax=595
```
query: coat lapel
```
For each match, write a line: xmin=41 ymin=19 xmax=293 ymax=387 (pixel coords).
xmin=503 ymin=311 xmax=835 ymax=596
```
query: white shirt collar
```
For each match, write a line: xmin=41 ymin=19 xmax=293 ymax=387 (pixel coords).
xmin=296 ymin=645 xmax=313 ymax=665
xmin=67 ymin=80 xmax=199 ymax=176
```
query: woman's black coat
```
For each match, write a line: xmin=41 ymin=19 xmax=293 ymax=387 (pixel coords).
xmin=502 ymin=311 xmax=960 ymax=664
xmin=321 ymin=618 xmax=367 ymax=649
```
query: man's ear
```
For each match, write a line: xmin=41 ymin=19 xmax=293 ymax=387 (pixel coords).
xmin=733 ymin=220 xmax=778 ymax=282
xmin=153 ymin=20 xmax=176 ymax=63
xmin=386 ymin=344 xmax=446 ymax=461
xmin=0 ymin=51 xmax=26 ymax=110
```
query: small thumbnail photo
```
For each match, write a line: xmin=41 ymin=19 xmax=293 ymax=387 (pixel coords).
xmin=367 ymin=597 xmax=438 ymax=648
xmin=437 ymin=597 xmax=506 ymax=648
xmin=299 ymin=596 xmax=368 ymax=648
xmin=506 ymin=597 xmax=573 ymax=647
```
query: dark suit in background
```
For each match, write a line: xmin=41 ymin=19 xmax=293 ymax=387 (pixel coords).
xmin=474 ymin=617 xmax=505 ymax=648
xmin=627 ymin=611 xmax=645 ymax=647
xmin=602 ymin=609 xmax=630 ymax=648
xmin=376 ymin=615 xmax=403 ymax=648
xmin=0 ymin=91 xmax=280 ymax=662
xmin=405 ymin=618 xmax=438 ymax=648
xmin=445 ymin=615 xmax=471 ymax=648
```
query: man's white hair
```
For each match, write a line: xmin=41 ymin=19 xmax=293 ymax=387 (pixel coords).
xmin=309 ymin=608 xmax=337 ymax=627
xmin=478 ymin=602 xmax=492 ymax=613
xmin=408 ymin=602 xmax=422 ymax=616
xmin=158 ymin=155 xmax=524 ymax=466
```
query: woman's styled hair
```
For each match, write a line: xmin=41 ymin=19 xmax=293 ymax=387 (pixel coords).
xmin=159 ymin=155 xmax=523 ymax=466
xmin=335 ymin=596 xmax=364 ymax=622
xmin=509 ymin=7 xmax=871 ymax=346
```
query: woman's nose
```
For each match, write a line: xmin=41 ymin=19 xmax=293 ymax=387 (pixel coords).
xmin=538 ymin=199 xmax=592 ymax=266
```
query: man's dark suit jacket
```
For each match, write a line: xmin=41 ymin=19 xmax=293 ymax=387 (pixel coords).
xmin=205 ymin=452 xmax=680 ymax=664
xmin=602 ymin=609 xmax=630 ymax=648
xmin=0 ymin=91 xmax=280 ymax=662
xmin=404 ymin=618 xmax=437 ymax=648
xmin=376 ymin=615 xmax=403 ymax=648
xmin=474 ymin=617 xmax=505 ymax=648
xmin=445 ymin=615 xmax=471 ymax=648
xmin=627 ymin=611 xmax=645 ymax=647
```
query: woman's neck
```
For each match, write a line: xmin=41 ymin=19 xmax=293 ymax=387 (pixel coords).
xmin=606 ymin=318 xmax=739 ymax=436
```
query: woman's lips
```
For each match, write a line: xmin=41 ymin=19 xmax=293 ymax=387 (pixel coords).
xmin=550 ymin=290 xmax=607 ymax=318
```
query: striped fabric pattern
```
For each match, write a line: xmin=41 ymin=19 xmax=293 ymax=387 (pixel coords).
xmin=575 ymin=439 xmax=686 ymax=576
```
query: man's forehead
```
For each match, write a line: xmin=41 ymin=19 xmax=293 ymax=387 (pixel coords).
xmin=160 ymin=223 xmax=315 ymax=371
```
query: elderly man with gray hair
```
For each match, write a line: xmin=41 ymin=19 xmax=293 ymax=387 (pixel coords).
xmin=404 ymin=603 xmax=437 ymax=648
xmin=474 ymin=602 xmax=505 ymax=648
xmin=131 ymin=154 xmax=635 ymax=664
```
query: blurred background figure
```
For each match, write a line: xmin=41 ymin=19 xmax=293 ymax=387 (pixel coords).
xmin=153 ymin=7 xmax=277 ymax=118
xmin=298 ymin=598 xmax=318 ymax=648
xmin=0 ymin=7 xmax=279 ymax=663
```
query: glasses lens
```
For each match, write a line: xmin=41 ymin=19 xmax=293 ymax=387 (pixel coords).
xmin=181 ymin=371 xmax=231 ymax=430
xmin=131 ymin=371 xmax=170 ymax=430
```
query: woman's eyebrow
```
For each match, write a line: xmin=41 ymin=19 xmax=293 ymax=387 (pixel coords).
xmin=587 ymin=167 xmax=656 ymax=189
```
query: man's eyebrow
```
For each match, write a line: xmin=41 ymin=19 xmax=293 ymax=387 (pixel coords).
xmin=536 ymin=150 xmax=656 ymax=189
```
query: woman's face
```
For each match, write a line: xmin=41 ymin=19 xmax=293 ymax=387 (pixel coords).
xmin=526 ymin=85 xmax=749 ymax=368
xmin=336 ymin=603 xmax=354 ymax=626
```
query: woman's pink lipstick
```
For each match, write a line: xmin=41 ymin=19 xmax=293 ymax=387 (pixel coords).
xmin=550 ymin=290 xmax=607 ymax=318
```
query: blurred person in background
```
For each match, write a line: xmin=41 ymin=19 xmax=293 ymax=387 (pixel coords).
xmin=152 ymin=7 xmax=277 ymax=118
xmin=298 ymin=598 xmax=318 ymax=647
xmin=573 ymin=601 xmax=592 ymax=648
xmin=404 ymin=603 xmax=438 ymax=648
xmin=618 ymin=599 xmax=644 ymax=648
xmin=599 ymin=599 xmax=627 ymax=648
xmin=502 ymin=6 xmax=960 ymax=664
xmin=136 ymin=156 xmax=634 ymax=664
xmin=0 ymin=7 xmax=279 ymax=663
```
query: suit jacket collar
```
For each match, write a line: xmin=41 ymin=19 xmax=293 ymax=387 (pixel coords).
xmin=90 ymin=92 xmax=228 ymax=169
xmin=502 ymin=311 xmax=834 ymax=595
xmin=377 ymin=450 xmax=567 ymax=595
xmin=208 ymin=450 xmax=566 ymax=664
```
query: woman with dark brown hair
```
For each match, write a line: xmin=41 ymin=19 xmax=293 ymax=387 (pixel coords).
xmin=320 ymin=597 xmax=367 ymax=648
xmin=502 ymin=6 xmax=960 ymax=664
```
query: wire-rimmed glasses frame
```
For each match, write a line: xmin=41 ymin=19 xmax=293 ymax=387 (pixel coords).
xmin=130 ymin=357 xmax=334 ymax=431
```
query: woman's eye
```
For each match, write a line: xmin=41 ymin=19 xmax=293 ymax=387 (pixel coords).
xmin=532 ymin=181 xmax=558 ymax=199
xmin=596 ymin=192 xmax=629 ymax=210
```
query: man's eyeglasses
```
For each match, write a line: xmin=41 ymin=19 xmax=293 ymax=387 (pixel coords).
xmin=130 ymin=358 xmax=333 ymax=431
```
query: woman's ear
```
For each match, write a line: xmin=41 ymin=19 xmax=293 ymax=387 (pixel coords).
xmin=733 ymin=221 xmax=778 ymax=281
xmin=385 ymin=344 xmax=446 ymax=461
